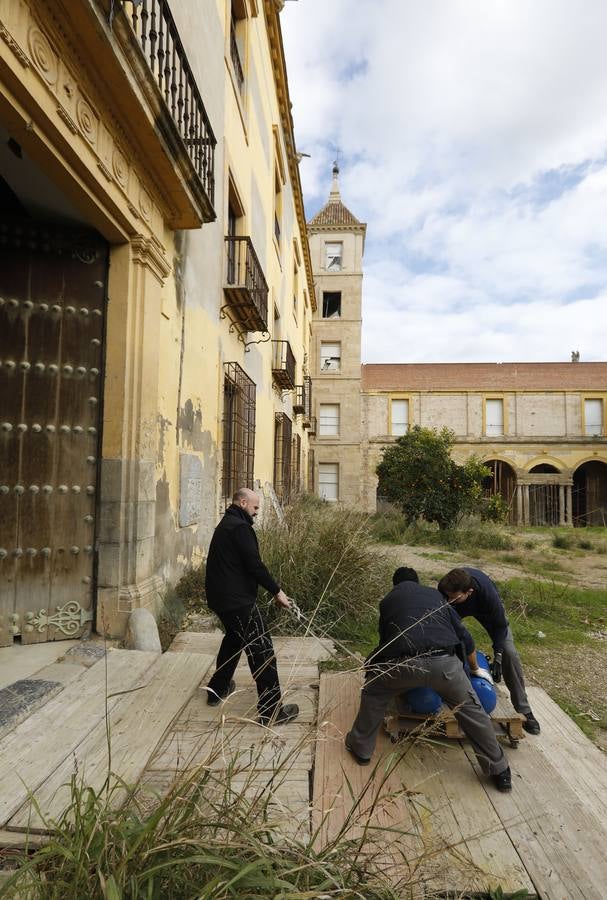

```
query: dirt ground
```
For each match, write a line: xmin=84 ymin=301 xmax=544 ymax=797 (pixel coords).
xmin=382 ymin=535 xmax=607 ymax=751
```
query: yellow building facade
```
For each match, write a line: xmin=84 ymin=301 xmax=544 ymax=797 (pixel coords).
xmin=0 ymin=0 xmax=314 ymax=642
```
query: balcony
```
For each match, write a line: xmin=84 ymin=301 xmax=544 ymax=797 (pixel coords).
xmin=223 ymin=236 xmax=269 ymax=333
xmin=272 ymin=341 xmax=296 ymax=390
xmin=294 ymin=376 xmax=312 ymax=420
xmin=121 ymin=0 xmax=216 ymax=223
xmin=307 ymin=415 xmax=317 ymax=436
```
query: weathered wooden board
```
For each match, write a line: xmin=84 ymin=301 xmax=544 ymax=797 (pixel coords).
xmin=176 ymin=684 xmax=318 ymax=729
xmin=464 ymin=734 xmax=607 ymax=899
xmin=312 ymin=672 xmax=535 ymax=897
xmin=148 ymin=721 xmax=313 ymax=773
xmin=8 ymin=652 xmax=213 ymax=830
xmin=526 ymin=685 xmax=607 ymax=823
xmin=0 ymin=650 xmax=158 ymax=827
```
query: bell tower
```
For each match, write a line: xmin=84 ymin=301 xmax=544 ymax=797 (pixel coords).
xmin=307 ymin=164 xmax=366 ymax=505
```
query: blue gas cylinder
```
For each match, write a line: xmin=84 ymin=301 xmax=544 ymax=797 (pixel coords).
xmin=471 ymin=675 xmax=497 ymax=714
xmin=403 ymin=686 xmax=443 ymax=715
xmin=476 ymin=650 xmax=491 ymax=672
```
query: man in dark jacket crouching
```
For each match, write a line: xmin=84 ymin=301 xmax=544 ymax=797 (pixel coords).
xmin=205 ymin=487 xmax=298 ymax=726
xmin=346 ymin=567 xmax=512 ymax=791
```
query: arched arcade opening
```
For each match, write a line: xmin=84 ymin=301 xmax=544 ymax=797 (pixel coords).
xmin=573 ymin=461 xmax=607 ymax=526
xmin=482 ymin=460 xmax=517 ymax=523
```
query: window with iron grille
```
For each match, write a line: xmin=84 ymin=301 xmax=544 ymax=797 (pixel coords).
xmin=307 ymin=449 xmax=315 ymax=492
xmin=273 ymin=412 xmax=292 ymax=503
xmin=291 ymin=434 xmax=302 ymax=494
xmin=222 ymin=362 xmax=256 ymax=504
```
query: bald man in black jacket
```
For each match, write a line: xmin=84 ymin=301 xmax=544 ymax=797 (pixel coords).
xmin=346 ymin=568 xmax=512 ymax=791
xmin=205 ymin=488 xmax=298 ymax=726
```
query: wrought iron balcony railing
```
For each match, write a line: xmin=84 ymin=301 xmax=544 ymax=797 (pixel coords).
xmin=294 ymin=375 xmax=312 ymax=419
xmin=307 ymin=415 xmax=317 ymax=436
xmin=272 ymin=340 xmax=296 ymax=390
xmin=123 ymin=0 xmax=216 ymax=212
xmin=223 ymin=236 xmax=269 ymax=333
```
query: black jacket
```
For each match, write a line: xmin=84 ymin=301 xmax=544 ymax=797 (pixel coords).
xmin=368 ymin=581 xmax=475 ymax=664
xmin=447 ymin=567 xmax=509 ymax=653
xmin=205 ymin=505 xmax=280 ymax=613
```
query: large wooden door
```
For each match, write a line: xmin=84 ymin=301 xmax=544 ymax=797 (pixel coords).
xmin=0 ymin=221 xmax=107 ymax=644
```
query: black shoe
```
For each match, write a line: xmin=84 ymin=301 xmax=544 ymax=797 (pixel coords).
xmin=523 ymin=712 xmax=541 ymax=735
xmin=345 ymin=734 xmax=371 ymax=766
xmin=492 ymin=766 xmax=512 ymax=792
xmin=206 ymin=680 xmax=236 ymax=706
xmin=259 ymin=703 xmax=299 ymax=726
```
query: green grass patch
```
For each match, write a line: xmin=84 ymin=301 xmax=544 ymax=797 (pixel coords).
xmin=493 ymin=578 xmax=607 ymax=647
xmin=369 ymin=512 xmax=514 ymax=552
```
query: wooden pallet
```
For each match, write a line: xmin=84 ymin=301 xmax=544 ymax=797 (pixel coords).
xmin=385 ymin=687 xmax=525 ymax=747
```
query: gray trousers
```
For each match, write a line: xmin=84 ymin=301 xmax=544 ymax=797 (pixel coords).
xmin=347 ymin=654 xmax=509 ymax=776
xmin=501 ymin=627 xmax=531 ymax=715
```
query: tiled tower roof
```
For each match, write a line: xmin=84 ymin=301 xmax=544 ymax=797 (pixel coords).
xmin=307 ymin=163 xmax=366 ymax=232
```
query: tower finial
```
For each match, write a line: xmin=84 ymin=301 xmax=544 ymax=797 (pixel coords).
xmin=330 ymin=157 xmax=340 ymax=199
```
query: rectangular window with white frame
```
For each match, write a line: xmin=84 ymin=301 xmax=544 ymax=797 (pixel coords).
xmin=319 ymin=463 xmax=339 ymax=501
xmin=584 ymin=398 xmax=603 ymax=435
xmin=485 ymin=398 xmax=504 ymax=436
xmin=390 ymin=398 xmax=409 ymax=436
xmin=325 ymin=242 xmax=342 ymax=270
xmin=320 ymin=342 xmax=341 ymax=372
xmin=319 ymin=403 xmax=340 ymax=435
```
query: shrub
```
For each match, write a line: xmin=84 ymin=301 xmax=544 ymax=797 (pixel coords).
xmin=258 ymin=495 xmax=392 ymax=642
xmin=376 ymin=426 xmax=489 ymax=530
xmin=480 ymin=493 xmax=509 ymax=524
xmin=552 ymin=531 xmax=575 ymax=550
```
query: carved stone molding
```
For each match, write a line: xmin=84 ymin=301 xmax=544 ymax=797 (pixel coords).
xmin=0 ymin=23 xmax=30 ymax=68
xmin=1 ymin=1 xmax=167 ymax=250
xmin=131 ymin=234 xmax=171 ymax=284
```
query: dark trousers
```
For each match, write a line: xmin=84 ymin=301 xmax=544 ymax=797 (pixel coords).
xmin=207 ymin=604 xmax=282 ymax=718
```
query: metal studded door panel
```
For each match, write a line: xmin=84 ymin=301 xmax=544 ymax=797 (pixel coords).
xmin=0 ymin=222 xmax=107 ymax=644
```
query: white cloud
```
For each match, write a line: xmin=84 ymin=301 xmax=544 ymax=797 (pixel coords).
xmin=282 ymin=0 xmax=607 ymax=362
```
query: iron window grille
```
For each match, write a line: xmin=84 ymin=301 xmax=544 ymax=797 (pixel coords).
xmin=291 ymin=434 xmax=302 ymax=495
xmin=222 ymin=362 xmax=256 ymax=505
xmin=273 ymin=412 xmax=292 ymax=504
xmin=307 ymin=448 xmax=315 ymax=492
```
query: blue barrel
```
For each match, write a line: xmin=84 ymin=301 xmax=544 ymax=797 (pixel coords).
xmin=476 ymin=650 xmax=491 ymax=672
xmin=471 ymin=675 xmax=497 ymax=714
xmin=403 ymin=687 xmax=443 ymax=715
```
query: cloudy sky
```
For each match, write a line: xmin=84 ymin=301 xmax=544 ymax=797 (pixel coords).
xmin=281 ymin=0 xmax=607 ymax=364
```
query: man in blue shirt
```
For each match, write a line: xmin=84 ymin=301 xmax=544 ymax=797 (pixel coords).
xmin=438 ymin=567 xmax=540 ymax=735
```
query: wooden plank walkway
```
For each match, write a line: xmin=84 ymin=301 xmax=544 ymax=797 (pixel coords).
xmin=138 ymin=632 xmax=334 ymax=840
xmin=0 ymin=649 xmax=159 ymax=829
xmin=312 ymin=671 xmax=607 ymax=898
xmin=312 ymin=671 xmax=535 ymax=896
xmin=8 ymin=651 xmax=206 ymax=830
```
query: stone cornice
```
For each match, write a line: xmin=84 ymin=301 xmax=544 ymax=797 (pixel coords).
xmin=131 ymin=234 xmax=172 ymax=284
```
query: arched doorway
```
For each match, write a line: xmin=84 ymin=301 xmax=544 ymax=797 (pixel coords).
xmin=482 ymin=460 xmax=517 ymax=523
xmin=573 ymin=461 xmax=607 ymax=526
xmin=528 ymin=464 xmax=561 ymax=526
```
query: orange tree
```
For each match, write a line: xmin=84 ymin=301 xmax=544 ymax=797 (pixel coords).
xmin=376 ymin=426 xmax=489 ymax=530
